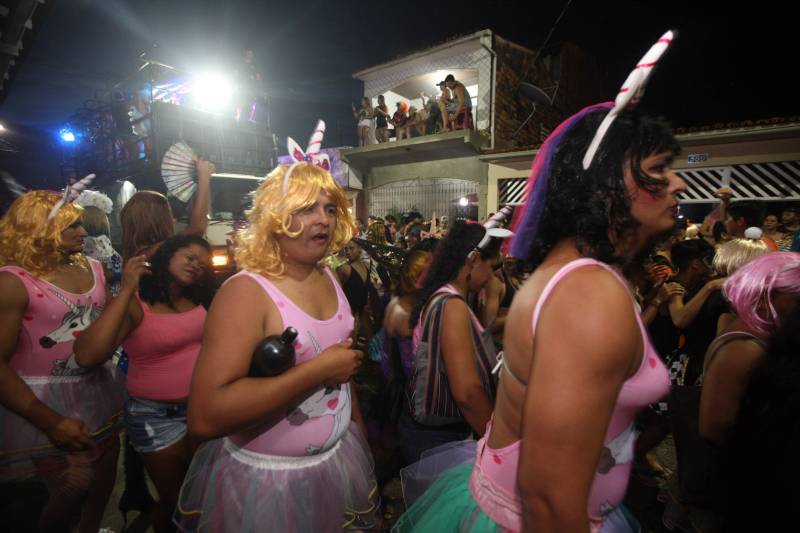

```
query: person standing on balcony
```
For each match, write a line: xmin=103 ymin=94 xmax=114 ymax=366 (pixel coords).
xmin=352 ymin=97 xmax=374 ymax=147
xmin=374 ymin=95 xmax=390 ymax=143
xmin=438 ymin=74 xmax=472 ymax=131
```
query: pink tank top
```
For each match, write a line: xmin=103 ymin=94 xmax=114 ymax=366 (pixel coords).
xmin=226 ymin=268 xmax=356 ymax=457
xmin=469 ymin=258 xmax=670 ymax=532
xmin=122 ymin=293 xmax=206 ymax=401
xmin=0 ymin=260 xmax=106 ymax=377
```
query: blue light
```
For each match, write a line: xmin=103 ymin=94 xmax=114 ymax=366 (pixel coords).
xmin=59 ymin=128 xmax=76 ymax=143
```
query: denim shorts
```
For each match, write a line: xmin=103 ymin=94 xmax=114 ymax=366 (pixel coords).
xmin=124 ymin=396 xmax=188 ymax=453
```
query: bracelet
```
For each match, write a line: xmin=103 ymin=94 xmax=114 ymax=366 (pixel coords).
xmin=648 ymin=300 xmax=662 ymax=308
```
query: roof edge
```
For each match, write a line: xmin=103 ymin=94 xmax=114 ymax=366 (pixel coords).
xmin=352 ymin=29 xmax=493 ymax=79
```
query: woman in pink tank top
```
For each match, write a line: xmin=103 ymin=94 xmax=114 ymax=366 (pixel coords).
xmin=176 ymin=157 xmax=379 ymax=532
xmin=0 ymin=191 xmax=123 ymax=532
xmin=395 ymin=35 xmax=684 ymax=533
xmin=74 ymin=234 xmax=214 ymax=532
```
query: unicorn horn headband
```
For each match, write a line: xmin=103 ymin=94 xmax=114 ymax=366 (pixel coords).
xmin=283 ymin=120 xmax=332 ymax=195
xmin=509 ymin=30 xmax=675 ymax=260
xmin=473 ymin=205 xmax=515 ymax=253
xmin=582 ymin=30 xmax=674 ymax=170
xmin=47 ymin=173 xmax=96 ymax=221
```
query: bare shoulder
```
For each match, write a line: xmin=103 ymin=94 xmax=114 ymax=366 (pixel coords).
xmin=536 ymin=265 xmax=640 ymax=372
xmin=211 ymin=274 xmax=270 ymax=312
xmin=709 ymin=338 xmax=765 ymax=378
xmin=442 ymin=295 xmax=470 ymax=320
xmin=0 ymin=271 xmax=28 ymax=308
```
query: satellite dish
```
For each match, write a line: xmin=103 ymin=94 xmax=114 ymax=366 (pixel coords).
xmin=513 ymin=82 xmax=559 ymax=138
xmin=518 ymin=82 xmax=554 ymax=106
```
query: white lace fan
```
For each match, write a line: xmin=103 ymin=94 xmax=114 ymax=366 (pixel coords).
xmin=161 ymin=141 xmax=198 ymax=203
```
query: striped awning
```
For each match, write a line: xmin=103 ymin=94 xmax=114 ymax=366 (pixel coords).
xmin=498 ymin=177 xmax=527 ymax=206
xmin=498 ymin=160 xmax=800 ymax=207
xmin=676 ymin=161 xmax=800 ymax=203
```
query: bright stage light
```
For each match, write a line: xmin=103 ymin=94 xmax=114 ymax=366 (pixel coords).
xmin=0 ymin=123 xmax=6 ymax=133
xmin=59 ymin=128 xmax=76 ymax=143
xmin=192 ymin=72 xmax=233 ymax=112
xmin=458 ymin=196 xmax=469 ymax=207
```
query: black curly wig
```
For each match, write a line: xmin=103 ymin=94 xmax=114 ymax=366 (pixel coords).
xmin=138 ymin=234 xmax=217 ymax=310
xmin=410 ymin=221 xmax=502 ymax=328
xmin=516 ymin=108 xmax=680 ymax=271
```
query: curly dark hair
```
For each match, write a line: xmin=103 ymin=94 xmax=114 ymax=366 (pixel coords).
xmin=518 ymin=108 xmax=680 ymax=270
xmin=138 ymin=234 xmax=217 ymax=310
xmin=410 ymin=221 xmax=502 ymax=328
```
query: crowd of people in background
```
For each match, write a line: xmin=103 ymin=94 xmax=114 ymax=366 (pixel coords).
xmin=352 ymin=73 xmax=475 ymax=146
xmin=3 ymin=47 xmax=800 ymax=533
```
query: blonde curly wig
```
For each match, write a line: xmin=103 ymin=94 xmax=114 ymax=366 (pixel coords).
xmin=0 ymin=191 xmax=87 ymax=276
xmin=235 ymin=163 xmax=354 ymax=278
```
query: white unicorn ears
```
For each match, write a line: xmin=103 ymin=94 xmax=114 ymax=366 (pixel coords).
xmin=48 ymin=174 xmax=96 ymax=221
xmin=582 ymin=30 xmax=675 ymax=170
xmin=283 ymin=120 xmax=332 ymax=195
xmin=474 ymin=205 xmax=515 ymax=251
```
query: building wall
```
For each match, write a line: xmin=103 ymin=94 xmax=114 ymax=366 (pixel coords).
xmin=359 ymin=37 xmax=494 ymax=132
xmin=673 ymin=136 xmax=800 ymax=169
xmin=365 ymin=155 xmax=489 ymax=219
xmin=493 ymin=36 xmax=560 ymax=148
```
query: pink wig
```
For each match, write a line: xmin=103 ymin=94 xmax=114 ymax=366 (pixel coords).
xmin=724 ymin=252 xmax=800 ymax=338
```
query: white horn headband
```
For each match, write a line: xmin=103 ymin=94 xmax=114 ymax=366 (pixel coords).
xmin=582 ymin=30 xmax=674 ymax=170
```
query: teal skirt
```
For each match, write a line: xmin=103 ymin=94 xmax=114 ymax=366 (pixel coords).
xmin=392 ymin=463 xmax=501 ymax=532
xmin=393 ymin=462 xmax=641 ymax=533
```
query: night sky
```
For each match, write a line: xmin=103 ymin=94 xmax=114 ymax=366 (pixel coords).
xmin=1 ymin=0 xmax=797 ymax=156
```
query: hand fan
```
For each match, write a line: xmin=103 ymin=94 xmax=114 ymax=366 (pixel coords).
xmin=161 ymin=141 xmax=197 ymax=202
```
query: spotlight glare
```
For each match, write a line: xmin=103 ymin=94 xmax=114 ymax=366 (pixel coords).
xmin=0 ymin=123 xmax=6 ymax=132
xmin=192 ymin=72 xmax=233 ymax=112
xmin=59 ymin=128 xmax=76 ymax=143
xmin=458 ymin=197 xmax=469 ymax=207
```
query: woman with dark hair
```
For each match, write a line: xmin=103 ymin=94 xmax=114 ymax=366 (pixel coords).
xmin=338 ymin=239 xmax=373 ymax=342
xmin=375 ymin=95 xmax=390 ymax=143
xmin=398 ymin=221 xmax=503 ymax=464
xmin=115 ymin=161 xmax=213 ymax=519
xmin=74 ymin=234 xmax=215 ymax=532
xmin=395 ymin=33 xmax=684 ymax=532
xmin=720 ymin=311 xmax=800 ymax=532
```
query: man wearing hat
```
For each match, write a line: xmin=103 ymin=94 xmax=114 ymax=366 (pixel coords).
xmin=437 ymin=74 xmax=472 ymax=131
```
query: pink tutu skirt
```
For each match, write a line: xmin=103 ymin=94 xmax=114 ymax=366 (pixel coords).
xmin=176 ymin=424 xmax=381 ymax=532
xmin=0 ymin=362 xmax=125 ymax=479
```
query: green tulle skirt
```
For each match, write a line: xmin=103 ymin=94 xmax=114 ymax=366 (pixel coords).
xmin=392 ymin=463 xmax=502 ymax=532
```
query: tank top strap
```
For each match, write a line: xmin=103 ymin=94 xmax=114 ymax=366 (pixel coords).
xmin=227 ymin=267 xmax=348 ymax=325
xmin=88 ymin=257 xmax=105 ymax=283
xmin=531 ymin=258 xmax=633 ymax=334
xmin=704 ymin=330 xmax=766 ymax=372
xmin=435 ymin=284 xmax=485 ymax=333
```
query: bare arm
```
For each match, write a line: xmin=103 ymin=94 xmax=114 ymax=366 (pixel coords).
xmin=699 ymin=339 xmax=764 ymax=445
xmin=454 ymin=85 xmax=467 ymax=116
xmin=0 ymin=272 xmax=92 ymax=449
xmin=517 ymin=269 xmax=640 ymax=533
xmin=350 ymin=381 xmax=368 ymax=438
xmin=480 ymin=275 xmax=505 ymax=329
xmin=439 ymin=298 xmax=493 ymax=436
xmin=182 ymin=159 xmax=214 ymax=237
xmin=668 ymin=278 xmax=725 ymax=330
xmin=188 ymin=276 xmax=363 ymax=440
xmin=336 ymin=264 xmax=351 ymax=285
xmin=641 ymin=282 xmax=685 ymax=326
xmin=74 ymin=255 xmax=150 ymax=367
